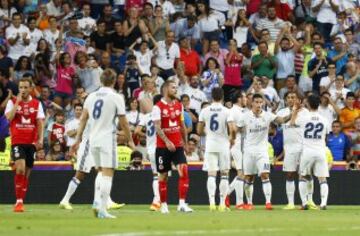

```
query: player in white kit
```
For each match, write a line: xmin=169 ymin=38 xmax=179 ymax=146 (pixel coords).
xmin=291 ymin=94 xmax=330 ymax=210
xmin=225 ymin=92 xmax=248 ymax=210
xmin=237 ymin=93 xmax=294 ymax=210
xmin=73 ymin=69 xmax=134 ymax=218
xmin=197 ymin=88 xmax=236 ymax=211
xmin=135 ymin=95 xmax=163 ymax=211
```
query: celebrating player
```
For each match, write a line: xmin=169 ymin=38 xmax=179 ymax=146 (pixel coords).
xmin=73 ymin=69 xmax=134 ymax=219
xmin=5 ymin=77 xmax=45 ymax=212
xmin=237 ymin=93 xmax=294 ymax=210
xmin=226 ymin=91 xmax=249 ymax=209
xmin=197 ymin=88 xmax=236 ymax=211
xmin=152 ymin=80 xmax=192 ymax=214
xmin=135 ymin=94 xmax=163 ymax=211
xmin=291 ymin=94 xmax=330 ymax=210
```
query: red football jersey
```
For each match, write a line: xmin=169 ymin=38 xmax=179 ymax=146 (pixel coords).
xmin=6 ymin=97 xmax=45 ymax=145
xmin=153 ymin=99 xmax=184 ymax=148
xmin=49 ymin=123 xmax=65 ymax=145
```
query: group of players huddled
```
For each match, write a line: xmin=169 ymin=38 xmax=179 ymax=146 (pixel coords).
xmin=6 ymin=68 xmax=329 ymax=218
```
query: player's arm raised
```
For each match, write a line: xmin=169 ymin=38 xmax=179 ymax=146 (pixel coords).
xmin=274 ymin=113 xmax=292 ymax=125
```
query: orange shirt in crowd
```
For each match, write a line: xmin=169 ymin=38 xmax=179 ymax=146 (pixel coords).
xmin=339 ymin=107 xmax=360 ymax=133
xmin=38 ymin=18 xmax=50 ymax=30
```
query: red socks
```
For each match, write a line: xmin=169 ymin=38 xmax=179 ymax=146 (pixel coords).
xmin=22 ymin=177 xmax=29 ymax=200
xmin=14 ymin=174 xmax=25 ymax=201
xmin=178 ymin=165 xmax=189 ymax=200
xmin=159 ymin=180 xmax=168 ymax=203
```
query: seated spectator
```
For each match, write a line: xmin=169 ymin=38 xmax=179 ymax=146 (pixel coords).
xmin=204 ymin=39 xmax=228 ymax=73
xmin=46 ymin=141 xmax=65 ymax=161
xmin=328 ymin=37 xmax=349 ymax=75
xmin=329 ymin=74 xmax=350 ymax=109
xmin=13 ymin=56 xmax=33 ymax=83
xmin=179 ymin=76 xmax=207 ymax=115
xmin=320 ymin=62 xmax=337 ymax=94
xmin=201 ymin=57 xmax=224 ymax=101
xmin=348 ymin=117 xmax=360 ymax=168
xmin=35 ymin=148 xmax=46 ymax=161
xmin=339 ymin=92 xmax=360 ymax=133
xmin=64 ymin=103 xmax=82 ymax=152
xmin=344 ymin=29 xmax=360 ymax=60
xmin=278 ymin=75 xmax=303 ymax=101
xmin=344 ymin=61 xmax=360 ymax=93
xmin=123 ymin=6 xmax=147 ymax=48
xmin=150 ymin=65 xmax=164 ymax=93
xmin=77 ymin=4 xmax=96 ymax=37
xmin=124 ymin=54 xmax=141 ymax=95
xmin=126 ymin=98 xmax=144 ymax=138
xmin=149 ymin=4 xmax=170 ymax=42
xmin=171 ymin=15 xmax=200 ymax=47
xmin=90 ymin=20 xmax=110 ymax=55
xmin=127 ymin=150 xmax=144 ymax=171
xmin=326 ymin=120 xmax=351 ymax=161
xmin=185 ymin=138 xmax=200 ymax=162
xmin=253 ymin=29 xmax=276 ymax=55
xmin=255 ymin=5 xmax=285 ymax=42
xmin=261 ymin=76 xmax=280 ymax=112
xmin=47 ymin=110 xmax=66 ymax=152
xmin=179 ymin=37 xmax=202 ymax=77
xmin=98 ymin=4 xmax=116 ymax=34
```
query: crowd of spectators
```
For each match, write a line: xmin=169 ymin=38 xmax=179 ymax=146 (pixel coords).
xmin=0 ymin=0 xmax=359 ymax=170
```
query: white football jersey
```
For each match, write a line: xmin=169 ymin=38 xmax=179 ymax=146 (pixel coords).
xmin=199 ymin=102 xmax=233 ymax=152
xmin=276 ymin=107 xmax=303 ymax=151
xmin=138 ymin=112 xmax=156 ymax=155
xmin=84 ymin=87 xmax=126 ymax=147
xmin=238 ymin=110 xmax=276 ymax=153
xmin=230 ymin=105 xmax=248 ymax=147
xmin=295 ymin=109 xmax=329 ymax=150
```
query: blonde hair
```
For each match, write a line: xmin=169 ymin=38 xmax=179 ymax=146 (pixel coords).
xmin=101 ymin=68 xmax=117 ymax=86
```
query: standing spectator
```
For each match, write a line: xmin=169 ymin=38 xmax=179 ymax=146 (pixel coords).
xmin=319 ymin=91 xmax=340 ymax=127
xmin=34 ymin=53 xmax=55 ymax=89
xmin=90 ymin=0 xmax=109 ymax=20
xmin=130 ymin=34 xmax=158 ymax=75
xmin=75 ymin=51 xmax=102 ymax=94
xmin=5 ymin=13 xmax=30 ymax=63
xmin=232 ymin=9 xmax=252 ymax=49
xmin=344 ymin=29 xmax=360 ymax=60
xmin=278 ymin=75 xmax=304 ymax=101
xmin=204 ymin=39 xmax=228 ymax=73
xmin=0 ymin=0 xmax=17 ymax=29
xmin=223 ymin=39 xmax=243 ymax=102
xmin=253 ymin=29 xmax=276 ymax=55
xmin=339 ymin=92 xmax=360 ymax=133
xmin=149 ymin=4 xmax=170 ymax=42
xmin=126 ymin=98 xmax=144 ymax=140
xmin=110 ymin=20 xmax=127 ymax=73
xmin=155 ymin=31 xmax=180 ymax=80
xmin=78 ymin=4 xmax=96 ymax=37
xmin=249 ymin=3 xmax=267 ymax=28
xmin=26 ymin=17 xmax=43 ymax=58
xmin=294 ymin=0 xmax=315 ymax=21
xmin=64 ymin=103 xmax=82 ymax=152
xmin=268 ymin=0 xmax=295 ymax=22
xmin=90 ymin=20 xmax=110 ymax=55
xmin=274 ymin=26 xmax=300 ymax=90
xmin=180 ymin=76 xmax=207 ymax=115
xmin=311 ymin=0 xmax=339 ymax=43
xmin=349 ymin=117 xmax=360 ymax=165
xmin=256 ymin=5 xmax=285 ymax=42
xmin=43 ymin=16 xmax=61 ymax=53
xmin=320 ymin=62 xmax=337 ymax=94
xmin=98 ymin=4 xmax=116 ymax=34
xmin=329 ymin=74 xmax=350 ymax=109
xmin=47 ymin=110 xmax=66 ymax=152
xmin=251 ymin=41 xmax=278 ymax=80
xmin=124 ymin=54 xmax=141 ymax=95
xmin=344 ymin=62 xmax=360 ymax=93
xmin=185 ymin=138 xmax=200 ymax=162
xmin=0 ymin=45 xmax=14 ymax=79
xmin=308 ymin=42 xmax=332 ymax=93
xmin=179 ymin=37 xmax=202 ymax=77
xmin=201 ymin=57 xmax=224 ymax=101
xmin=53 ymin=51 xmax=76 ymax=107
xmin=46 ymin=0 xmax=63 ymax=19
xmin=171 ymin=15 xmax=200 ymax=47
xmin=123 ymin=6 xmax=147 ymax=47
xmin=240 ymin=43 xmax=253 ymax=90
xmin=328 ymin=37 xmax=349 ymax=75
xmin=326 ymin=120 xmax=351 ymax=161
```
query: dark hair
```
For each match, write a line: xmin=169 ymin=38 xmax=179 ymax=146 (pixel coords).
xmin=332 ymin=120 xmax=342 ymax=126
xmin=313 ymin=42 xmax=323 ymax=48
xmin=307 ymin=94 xmax=320 ymax=110
xmin=284 ymin=91 xmax=298 ymax=100
xmin=59 ymin=52 xmax=71 ymax=67
xmin=197 ymin=0 xmax=211 ymax=16
xmin=201 ymin=101 xmax=210 ymax=109
xmin=74 ymin=103 xmax=83 ymax=109
xmin=131 ymin=150 xmax=143 ymax=160
xmin=346 ymin=91 xmax=355 ymax=99
xmin=252 ymin=93 xmax=264 ymax=101
xmin=12 ymin=12 xmax=21 ymax=19
xmin=212 ymin=87 xmax=224 ymax=101
xmin=203 ymin=57 xmax=220 ymax=71
xmin=144 ymin=2 xmax=153 ymax=9
xmin=15 ymin=56 xmax=32 ymax=71
xmin=181 ymin=94 xmax=190 ymax=101
xmin=344 ymin=28 xmax=353 ymax=34
xmin=280 ymin=37 xmax=290 ymax=43
xmin=153 ymin=94 xmax=162 ymax=104
xmin=231 ymin=91 xmax=243 ymax=104
xmin=258 ymin=41 xmax=268 ymax=48
xmin=27 ymin=16 xmax=36 ymax=23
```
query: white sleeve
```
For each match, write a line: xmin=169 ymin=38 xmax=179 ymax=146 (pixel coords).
xmin=4 ymin=100 xmax=14 ymax=116
xmin=175 ymin=44 xmax=180 ymax=59
xmin=116 ymin=94 xmax=126 ymax=116
xmin=198 ymin=109 xmax=205 ymax=122
xmin=268 ymin=111 xmax=277 ymax=123
xmin=237 ymin=114 xmax=245 ymax=128
xmin=37 ymin=102 xmax=45 ymax=119
xmin=227 ymin=109 xmax=234 ymax=123
xmin=152 ymin=105 xmax=161 ymax=121
xmin=65 ymin=120 xmax=74 ymax=133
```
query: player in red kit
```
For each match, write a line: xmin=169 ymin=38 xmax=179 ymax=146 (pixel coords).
xmin=152 ymin=80 xmax=193 ymax=213
xmin=5 ymin=77 xmax=45 ymax=212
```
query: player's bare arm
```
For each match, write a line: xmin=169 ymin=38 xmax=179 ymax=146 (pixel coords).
xmin=36 ymin=118 xmax=44 ymax=149
xmin=73 ymin=108 xmax=89 ymax=153
xmin=118 ymin=115 xmax=135 ymax=149
xmin=196 ymin=121 xmax=205 ymax=136
xmin=274 ymin=113 xmax=292 ymax=125
xmin=180 ymin=120 xmax=188 ymax=152
xmin=5 ymin=93 xmax=22 ymax=121
xmin=154 ymin=119 xmax=175 ymax=152
xmin=228 ymin=121 xmax=236 ymax=147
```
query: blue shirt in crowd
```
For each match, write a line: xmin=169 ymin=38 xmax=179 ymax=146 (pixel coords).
xmin=326 ymin=132 xmax=351 ymax=161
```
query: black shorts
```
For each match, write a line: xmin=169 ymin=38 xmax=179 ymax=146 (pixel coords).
xmin=155 ymin=147 xmax=187 ymax=173
xmin=11 ymin=144 xmax=36 ymax=168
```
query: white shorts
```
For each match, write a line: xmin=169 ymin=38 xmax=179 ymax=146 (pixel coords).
xmin=231 ymin=143 xmax=243 ymax=170
xmin=299 ymin=148 xmax=329 ymax=178
xmin=283 ymin=150 xmax=301 ymax=172
xmin=90 ymin=142 xmax=117 ymax=169
xmin=203 ymin=150 xmax=230 ymax=172
xmin=243 ymin=151 xmax=270 ymax=176
xmin=75 ymin=139 xmax=94 ymax=173
xmin=148 ymin=152 xmax=157 ymax=173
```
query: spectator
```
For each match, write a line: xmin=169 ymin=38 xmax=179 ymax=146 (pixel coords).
xmin=256 ymin=5 xmax=285 ymax=42
xmin=36 ymin=4 xmax=50 ymax=31
xmin=34 ymin=53 xmax=55 ymax=88
xmin=268 ymin=0 xmax=295 ymax=22
xmin=124 ymin=54 xmax=141 ymax=95
xmin=319 ymin=91 xmax=340 ymax=127
xmin=251 ymin=41 xmax=278 ymax=80
xmin=149 ymin=4 xmax=170 ymax=42
xmin=201 ymin=57 xmax=224 ymax=101
xmin=348 ymin=117 xmax=360 ymax=166
xmin=328 ymin=37 xmax=349 ymax=74
xmin=261 ymin=76 xmax=280 ymax=112
xmin=78 ymin=4 xmax=96 ymax=37
xmin=180 ymin=94 xmax=197 ymax=130
xmin=98 ymin=4 xmax=116 ymax=34
xmin=117 ymin=130 xmax=133 ymax=170
xmin=204 ymin=39 xmax=228 ymax=73
xmin=344 ymin=62 xmax=360 ymax=93
xmin=0 ymin=0 xmax=17 ymax=29
xmin=240 ymin=43 xmax=253 ymax=90
xmin=344 ymin=29 xmax=360 ymax=60
xmin=232 ymin=9 xmax=252 ymax=49
xmin=46 ymin=141 xmax=65 ymax=161
xmin=138 ymin=75 xmax=158 ymax=101
xmin=171 ymin=15 xmax=200 ymax=47
xmin=5 ymin=13 xmax=30 ymax=62
xmin=114 ymin=73 xmax=129 ymax=101
xmin=339 ymin=92 xmax=360 ymax=133
xmin=249 ymin=3 xmax=267 ymax=28
xmin=64 ymin=103 xmax=82 ymax=151
xmin=0 ymin=68 xmax=17 ymax=112
xmin=123 ymin=6 xmax=147 ymax=47
xmin=90 ymin=20 xmax=110 ymax=55
xmin=46 ymin=0 xmax=63 ymax=19
xmin=43 ymin=16 xmax=61 ymax=53
xmin=150 ymin=65 xmax=164 ymax=93
xmin=180 ymin=75 xmax=207 ymax=115
xmin=13 ymin=56 xmax=33 ymax=83
xmin=326 ymin=120 xmax=351 ymax=161
xmin=329 ymin=74 xmax=350 ymax=109
xmin=185 ymin=138 xmax=200 ymax=162
xmin=294 ymin=0 xmax=315 ymax=21
xmin=149 ymin=0 xmax=175 ymax=18
xmin=35 ymin=148 xmax=46 ymax=161
xmin=126 ymin=97 xmax=144 ymax=137
xmin=47 ymin=110 xmax=66 ymax=153
xmin=268 ymin=122 xmax=284 ymax=164
xmin=127 ymin=150 xmax=144 ymax=170
xmin=0 ymin=45 xmax=14 ymax=80
xmin=26 ymin=17 xmax=43 ymax=57
xmin=320 ymin=62 xmax=337 ymax=94
xmin=179 ymin=37 xmax=202 ymax=77
xmin=37 ymin=85 xmax=62 ymax=112
xmin=130 ymin=34 xmax=158 ymax=75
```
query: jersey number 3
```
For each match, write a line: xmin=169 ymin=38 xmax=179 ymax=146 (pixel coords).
xmin=304 ymin=122 xmax=324 ymax=139
xmin=93 ymin=99 xmax=104 ymax=120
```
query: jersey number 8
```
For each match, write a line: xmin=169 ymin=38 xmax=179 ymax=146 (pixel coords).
xmin=93 ymin=99 xmax=104 ymax=120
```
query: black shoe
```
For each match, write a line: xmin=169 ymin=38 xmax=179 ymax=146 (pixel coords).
xmin=300 ymin=204 xmax=309 ymax=210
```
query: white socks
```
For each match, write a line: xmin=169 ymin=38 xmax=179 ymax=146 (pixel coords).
xmin=299 ymin=179 xmax=308 ymax=206
xmin=307 ymin=178 xmax=314 ymax=202
xmin=262 ymin=179 xmax=272 ymax=204
xmin=152 ymin=176 xmax=160 ymax=204
xmin=100 ymin=174 xmax=113 ymax=213
xmin=286 ymin=180 xmax=295 ymax=205
xmin=235 ymin=177 xmax=244 ymax=205
xmin=320 ymin=180 xmax=329 ymax=207
xmin=244 ymin=181 xmax=253 ymax=205
xmin=61 ymin=177 xmax=80 ymax=203
xmin=207 ymin=176 xmax=216 ymax=205
xmin=94 ymin=173 xmax=101 ymax=207
xmin=219 ymin=176 xmax=229 ymax=206
xmin=228 ymin=178 xmax=236 ymax=195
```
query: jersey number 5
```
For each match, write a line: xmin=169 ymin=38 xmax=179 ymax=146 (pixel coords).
xmin=93 ymin=99 xmax=104 ymax=120
xmin=304 ymin=122 xmax=324 ymax=139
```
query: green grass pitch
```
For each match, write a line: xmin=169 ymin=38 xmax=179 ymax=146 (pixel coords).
xmin=1 ymin=205 xmax=360 ymax=236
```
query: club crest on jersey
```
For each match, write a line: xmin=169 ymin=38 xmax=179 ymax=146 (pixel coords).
xmin=163 ymin=109 xmax=168 ymax=115
xmin=29 ymin=107 xmax=35 ymax=113
xmin=21 ymin=116 xmax=31 ymax=124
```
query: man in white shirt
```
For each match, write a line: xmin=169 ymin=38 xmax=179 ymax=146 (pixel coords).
xmin=25 ymin=17 xmax=43 ymax=57
xmin=210 ymin=0 xmax=229 ymax=13
xmin=311 ymin=0 xmax=339 ymax=42
xmin=46 ymin=0 xmax=63 ymax=18
xmin=179 ymin=76 xmax=207 ymax=115
xmin=73 ymin=68 xmax=134 ymax=219
xmin=197 ymin=87 xmax=235 ymax=211
xmin=5 ymin=13 xmax=30 ymax=62
xmin=237 ymin=93 xmax=293 ymax=210
xmin=78 ymin=4 xmax=97 ymax=36
xmin=291 ymin=94 xmax=330 ymax=210
xmin=65 ymin=104 xmax=82 ymax=149
xmin=155 ymin=31 xmax=180 ymax=80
